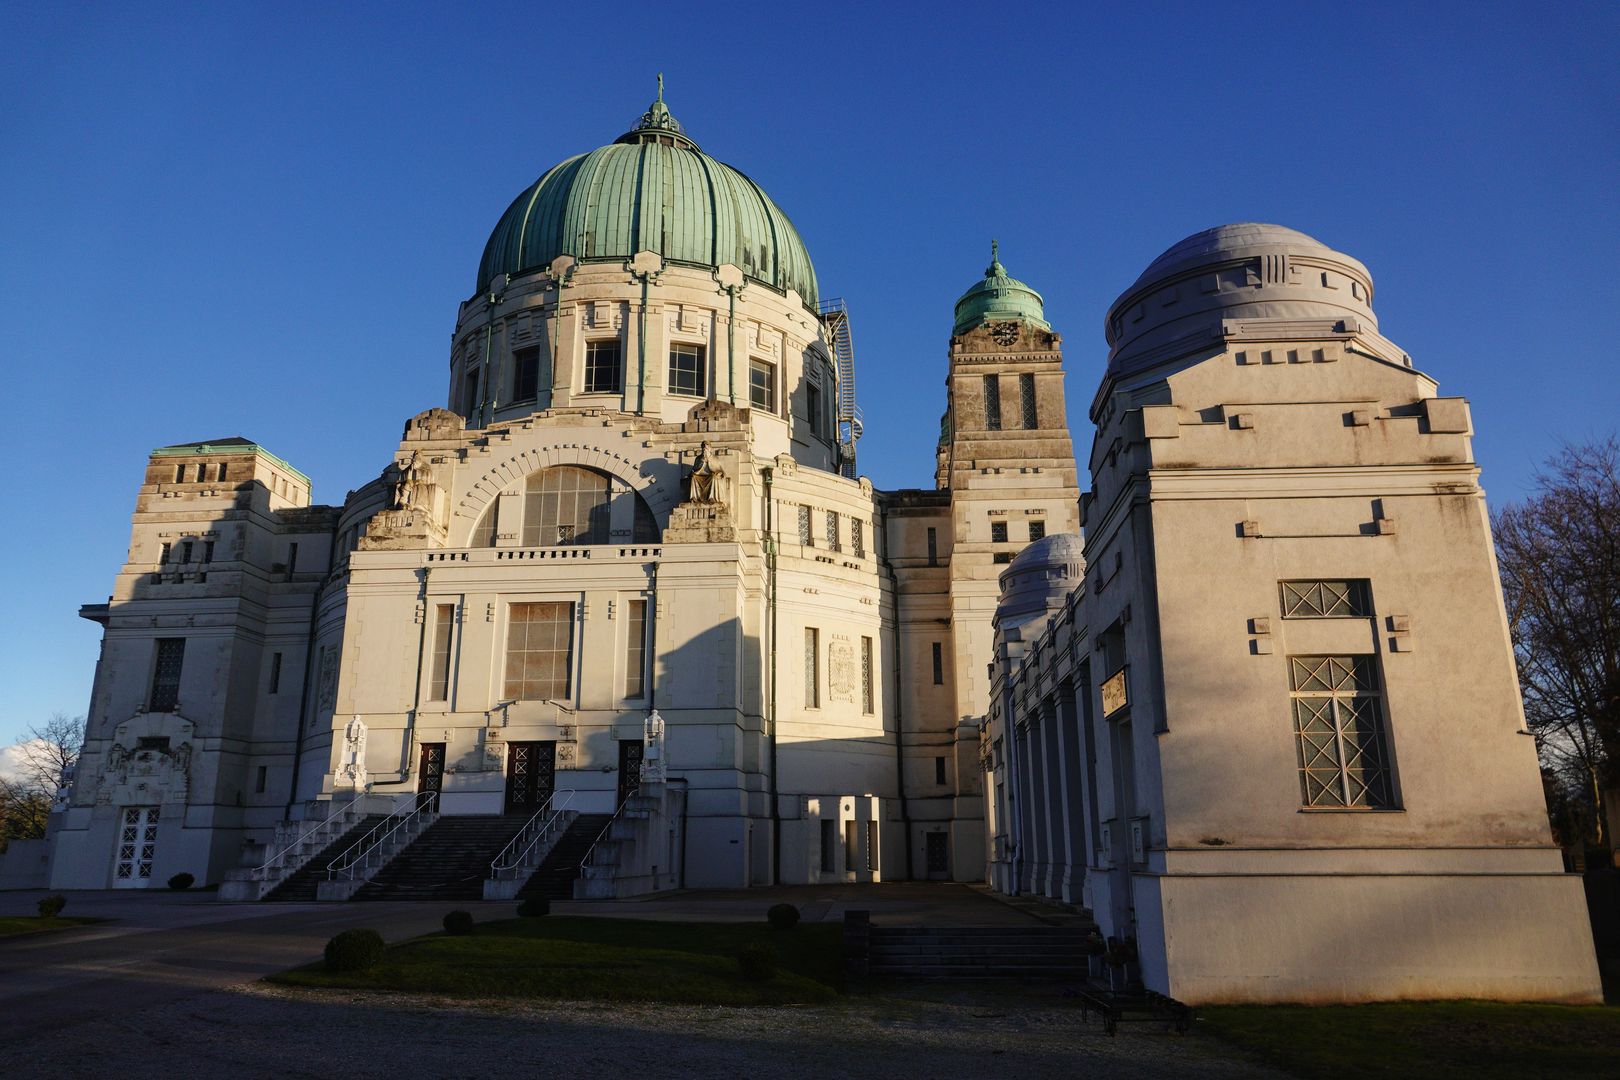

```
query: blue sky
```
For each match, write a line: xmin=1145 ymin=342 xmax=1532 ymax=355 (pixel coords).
xmin=2 ymin=2 xmax=1617 ymax=746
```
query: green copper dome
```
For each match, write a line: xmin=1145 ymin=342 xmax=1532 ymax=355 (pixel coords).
xmin=952 ymin=241 xmax=1049 ymax=335
xmin=477 ymin=83 xmax=818 ymax=306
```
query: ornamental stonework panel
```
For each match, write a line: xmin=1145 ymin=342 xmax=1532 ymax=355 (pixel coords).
xmin=829 ymin=637 xmax=856 ymax=703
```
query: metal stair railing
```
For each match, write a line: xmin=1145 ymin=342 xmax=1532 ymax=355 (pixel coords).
xmin=489 ymin=791 xmax=576 ymax=881
xmin=326 ymin=791 xmax=439 ymax=883
xmin=247 ymin=791 xmax=368 ymax=883
xmin=578 ymin=792 xmax=639 ymax=875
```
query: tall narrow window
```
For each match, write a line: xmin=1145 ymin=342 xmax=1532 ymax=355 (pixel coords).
xmin=471 ymin=501 xmax=499 ymax=547
xmin=584 ymin=340 xmax=623 ymax=393
xmin=181 ymin=541 xmax=194 ymax=563
xmin=462 ymin=368 xmax=480 ymax=418
xmin=217 ymin=463 xmax=228 ymax=482
xmin=804 ymin=627 xmax=820 ymax=708
xmin=625 ymin=599 xmax=648 ymax=699
xmin=255 ymin=765 xmax=268 ymax=794
xmin=504 ymin=602 xmax=575 ymax=702
xmin=203 ymin=541 xmax=215 ymax=563
xmin=511 ymin=345 xmax=540 ymax=402
xmin=149 ymin=638 xmax=185 ymax=712
xmin=287 ymin=543 xmax=298 ymax=574
xmin=935 ymin=756 xmax=948 ymax=785
xmin=990 ymin=520 xmax=1008 ymax=544
xmin=749 ymin=359 xmax=776 ymax=413
xmin=668 ymin=343 xmax=705 ymax=397
xmin=851 ymin=519 xmax=865 ymax=559
xmin=1019 ymin=373 xmax=1037 ymax=429
xmin=174 ymin=464 xmax=187 ymax=483
xmin=429 ymin=604 xmax=455 ymax=701
xmin=807 ymin=383 xmax=823 ymax=434
xmin=268 ymin=652 xmax=283 ymax=694
xmin=931 ymin=641 xmax=944 ymax=685
xmin=1289 ymin=655 xmax=1394 ymax=809
xmin=798 ymin=505 xmax=813 ymax=547
xmin=1028 ymin=519 xmax=1046 ymax=541
xmin=860 ymin=635 xmax=874 ymax=714
xmin=983 ymin=375 xmax=1001 ymax=430
xmin=159 ymin=542 xmax=171 ymax=564
xmin=926 ymin=527 xmax=938 ymax=566
xmin=825 ymin=511 xmax=840 ymax=552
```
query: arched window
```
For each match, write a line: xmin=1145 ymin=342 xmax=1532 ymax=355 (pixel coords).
xmin=469 ymin=466 xmax=660 ymax=547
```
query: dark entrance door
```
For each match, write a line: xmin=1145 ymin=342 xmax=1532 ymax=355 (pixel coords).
xmin=617 ymin=740 xmax=644 ymax=805
xmin=925 ymin=831 xmax=950 ymax=879
xmin=504 ymin=741 xmax=555 ymax=815
xmin=418 ymin=743 xmax=445 ymax=797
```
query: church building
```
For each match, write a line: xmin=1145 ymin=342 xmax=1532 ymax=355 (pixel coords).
xmin=44 ymin=89 xmax=1600 ymax=1004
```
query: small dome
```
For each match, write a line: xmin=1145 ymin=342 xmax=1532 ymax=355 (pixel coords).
xmin=994 ymin=533 xmax=1085 ymax=631
xmin=476 ymin=84 xmax=818 ymax=306
xmin=1103 ymin=222 xmax=1377 ymax=379
xmin=953 ymin=241 xmax=1048 ymax=335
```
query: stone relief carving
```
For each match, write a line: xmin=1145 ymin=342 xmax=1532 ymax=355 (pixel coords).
xmin=336 ymin=716 xmax=368 ymax=788
xmin=318 ymin=648 xmax=339 ymax=710
xmin=829 ymin=639 xmax=856 ymax=703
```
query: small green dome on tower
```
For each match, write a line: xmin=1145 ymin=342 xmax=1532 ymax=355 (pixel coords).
xmin=952 ymin=241 xmax=1049 ymax=335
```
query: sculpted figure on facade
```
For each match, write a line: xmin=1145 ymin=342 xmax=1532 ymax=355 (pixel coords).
xmin=687 ymin=441 xmax=722 ymax=505
xmin=337 ymin=717 xmax=368 ymax=788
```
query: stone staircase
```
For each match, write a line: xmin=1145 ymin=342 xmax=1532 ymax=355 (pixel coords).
xmin=350 ymin=815 xmax=528 ymax=901
xmin=518 ymin=814 xmax=611 ymax=901
xmin=262 ymin=814 xmax=390 ymax=901
xmin=865 ymin=925 xmax=1101 ymax=979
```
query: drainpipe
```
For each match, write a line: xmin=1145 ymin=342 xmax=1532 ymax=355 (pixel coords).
xmin=878 ymin=501 xmax=913 ymax=879
xmin=763 ymin=467 xmax=780 ymax=883
xmin=725 ymin=285 xmax=739 ymax=405
xmin=636 ymin=271 xmax=649 ymax=414
xmin=282 ymin=535 xmax=336 ymax=819
xmin=368 ymin=564 xmax=431 ymax=788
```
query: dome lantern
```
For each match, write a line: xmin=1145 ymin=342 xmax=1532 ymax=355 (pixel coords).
xmin=952 ymin=240 xmax=1050 ymax=336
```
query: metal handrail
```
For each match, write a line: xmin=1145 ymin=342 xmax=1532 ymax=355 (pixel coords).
xmin=326 ymin=790 xmax=438 ymax=881
xmin=249 ymin=791 xmax=368 ymax=880
xmin=578 ymin=791 xmax=638 ymax=873
xmin=490 ymin=791 xmax=576 ymax=879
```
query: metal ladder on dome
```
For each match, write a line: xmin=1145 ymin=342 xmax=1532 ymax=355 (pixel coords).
xmin=817 ymin=297 xmax=864 ymax=479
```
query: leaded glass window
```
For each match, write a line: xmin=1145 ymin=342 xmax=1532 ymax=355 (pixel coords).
xmin=1289 ymin=655 xmax=1394 ymax=809
xmin=522 ymin=466 xmax=610 ymax=546
xmin=825 ymin=510 xmax=840 ymax=552
xmin=149 ymin=638 xmax=185 ymax=712
xmin=804 ymin=627 xmax=820 ymax=708
xmin=471 ymin=500 xmax=498 ymax=547
xmin=1280 ymin=580 xmax=1372 ymax=618
xmin=983 ymin=375 xmax=1001 ymax=430
xmin=861 ymin=635 xmax=874 ymax=714
xmin=668 ymin=343 xmax=705 ymax=397
xmin=1020 ymin=373 xmax=1037 ymax=428
xmin=504 ymin=602 xmax=574 ymax=701
xmin=798 ymin=505 xmax=812 ymax=547
xmin=584 ymin=340 xmax=622 ymax=394
xmin=851 ymin=519 xmax=865 ymax=559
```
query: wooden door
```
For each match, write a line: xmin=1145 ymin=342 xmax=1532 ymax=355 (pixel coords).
xmin=417 ymin=743 xmax=445 ymax=796
xmin=504 ymin=741 xmax=555 ymax=814
xmin=925 ymin=831 xmax=950 ymax=879
xmin=617 ymin=740 xmax=644 ymax=805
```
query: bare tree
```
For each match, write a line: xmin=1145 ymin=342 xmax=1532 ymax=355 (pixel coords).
xmin=0 ymin=713 xmax=83 ymax=852
xmin=1496 ymin=437 xmax=1620 ymax=853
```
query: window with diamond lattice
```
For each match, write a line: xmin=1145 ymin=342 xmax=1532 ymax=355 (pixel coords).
xmin=1289 ymin=655 xmax=1395 ymax=809
xmin=1280 ymin=579 xmax=1371 ymax=618
xmin=861 ymin=635 xmax=874 ymax=714
xmin=504 ymin=602 xmax=575 ymax=701
xmin=851 ymin=519 xmax=865 ymax=559
xmin=1020 ymin=373 xmax=1037 ymax=429
xmin=983 ymin=375 xmax=1001 ymax=430
xmin=804 ymin=627 xmax=820 ymax=708
xmin=148 ymin=638 xmax=185 ymax=712
xmin=798 ymin=505 xmax=812 ymax=547
xmin=825 ymin=511 xmax=840 ymax=552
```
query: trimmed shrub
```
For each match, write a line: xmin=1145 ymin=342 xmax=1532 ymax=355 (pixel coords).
xmin=765 ymin=902 xmax=801 ymax=931
xmin=517 ymin=897 xmax=550 ymax=918
xmin=324 ymin=928 xmax=385 ymax=972
xmin=167 ymin=872 xmax=195 ymax=891
xmin=37 ymin=895 xmax=66 ymax=918
xmin=737 ymin=940 xmax=778 ymax=982
xmin=443 ymin=909 xmax=475 ymax=936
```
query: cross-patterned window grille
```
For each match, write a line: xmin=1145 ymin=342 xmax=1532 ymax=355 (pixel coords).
xmin=1289 ymin=655 xmax=1395 ymax=809
xmin=825 ymin=510 xmax=840 ymax=552
xmin=983 ymin=375 xmax=1001 ymax=430
xmin=1280 ymin=579 xmax=1372 ymax=618
xmin=1020 ymin=373 xmax=1037 ymax=429
xmin=504 ymin=602 xmax=575 ymax=702
xmin=851 ymin=519 xmax=865 ymax=559
xmin=149 ymin=638 xmax=185 ymax=712
xmin=804 ymin=627 xmax=820 ymax=707
xmin=861 ymin=635 xmax=874 ymax=714
xmin=115 ymin=806 xmax=159 ymax=882
xmin=798 ymin=505 xmax=812 ymax=547
xmin=1028 ymin=519 xmax=1046 ymax=542
xmin=990 ymin=521 xmax=1008 ymax=543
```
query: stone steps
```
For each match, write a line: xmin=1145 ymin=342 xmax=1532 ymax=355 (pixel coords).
xmin=518 ymin=814 xmax=612 ymax=900
xmin=350 ymin=815 xmax=528 ymax=901
xmin=865 ymin=924 xmax=1100 ymax=979
xmin=262 ymin=815 xmax=391 ymax=901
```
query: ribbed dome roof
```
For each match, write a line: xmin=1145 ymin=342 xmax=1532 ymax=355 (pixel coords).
xmin=995 ymin=533 xmax=1086 ymax=629
xmin=476 ymin=87 xmax=818 ymax=305
xmin=1130 ymin=222 xmax=1334 ymax=291
xmin=953 ymin=241 xmax=1048 ymax=335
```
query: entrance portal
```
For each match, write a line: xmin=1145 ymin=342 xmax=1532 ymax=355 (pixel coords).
xmin=504 ymin=741 xmax=556 ymax=814
xmin=926 ymin=830 xmax=950 ymax=880
xmin=617 ymin=739 xmax=644 ymax=806
xmin=417 ymin=743 xmax=445 ymax=796
xmin=113 ymin=806 xmax=159 ymax=887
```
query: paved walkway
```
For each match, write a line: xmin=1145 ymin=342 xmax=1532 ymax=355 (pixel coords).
xmin=555 ymin=881 xmax=1057 ymax=925
xmin=0 ymin=888 xmax=1269 ymax=1078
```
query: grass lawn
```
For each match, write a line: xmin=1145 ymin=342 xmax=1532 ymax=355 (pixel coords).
xmin=1201 ymin=1002 xmax=1620 ymax=1079
xmin=269 ymin=916 xmax=844 ymax=1007
xmin=0 ymin=916 xmax=100 ymax=939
